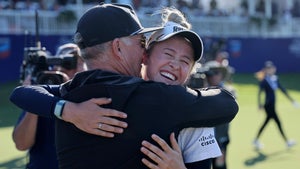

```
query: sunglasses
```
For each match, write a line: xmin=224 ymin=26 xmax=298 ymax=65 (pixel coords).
xmin=128 ymin=35 xmax=146 ymax=49
xmin=140 ymin=35 xmax=146 ymax=48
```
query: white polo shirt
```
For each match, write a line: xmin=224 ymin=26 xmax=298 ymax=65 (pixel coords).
xmin=178 ymin=127 xmax=222 ymax=163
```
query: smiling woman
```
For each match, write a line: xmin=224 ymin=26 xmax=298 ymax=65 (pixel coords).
xmin=138 ymin=7 xmax=221 ymax=169
xmin=141 ymin=19 xmax=203 ymax=85
xmin=143 ymin=36 xmax=195 ymax=85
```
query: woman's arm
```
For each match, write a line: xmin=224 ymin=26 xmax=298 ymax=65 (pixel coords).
xmin=141 ymin=132 xmax=212 ymax=169
xmin=10 ymin=85 xmax=60 ymax=118
xmin=141 ymin=133 xmax=187 ymax=169
xmin=62 ymin=98 xmax=128 ymax=137
xmin=173 ymin=87 xmax=239 ymax=127
xmin=278 ymin=81 xmax=294 ymax=102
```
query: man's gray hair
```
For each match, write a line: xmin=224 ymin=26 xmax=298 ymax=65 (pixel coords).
xmin=74 ymin=32 xmax=111 ymax=60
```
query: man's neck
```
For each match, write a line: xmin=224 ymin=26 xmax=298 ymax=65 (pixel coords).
xmin=86 ymin=60 xmax=124 ymax=76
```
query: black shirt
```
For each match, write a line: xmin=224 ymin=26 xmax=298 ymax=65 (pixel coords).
xmin=55 ymin=69 xmax=238 ymax=169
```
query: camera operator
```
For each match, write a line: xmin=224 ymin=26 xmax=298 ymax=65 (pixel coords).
xmin=12 ymin=43 xmax=86 ymax=169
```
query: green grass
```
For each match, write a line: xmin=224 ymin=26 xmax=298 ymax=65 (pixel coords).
xmin=1 ymin=74 xmax=300 ymax=169
xmin=0 ymin=81 xmax=26 ymax=169
xmin=228 ymin=73 xmax=300 ymax=169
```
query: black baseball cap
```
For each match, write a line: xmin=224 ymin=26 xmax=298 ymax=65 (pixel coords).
xmin=76 ymin=3 xmax=163 ymax=49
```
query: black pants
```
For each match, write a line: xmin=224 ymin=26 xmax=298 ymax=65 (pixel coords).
xmin=185 ymin=159 xmax=211 ymax=169
xmin=212 ymin=140 xmax=229 ymax=169
xmin=256 ymin=103 xmax=287 ymax=141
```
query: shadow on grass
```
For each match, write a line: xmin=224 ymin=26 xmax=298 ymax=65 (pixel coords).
xmin=244 ymin=149 xmax=290 ymax=166
xmin=0 ymin=156 xmax=26 ymax=169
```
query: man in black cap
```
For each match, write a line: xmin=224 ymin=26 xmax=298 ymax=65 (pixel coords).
xmin=10 ymin=3 xmax=238 ymax=169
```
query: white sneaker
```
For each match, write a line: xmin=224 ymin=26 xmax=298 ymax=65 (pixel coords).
xmin=253 ymin=139 xmax=263 ymax=150
xmin=287 ymin=140 xmax=296 ymax=148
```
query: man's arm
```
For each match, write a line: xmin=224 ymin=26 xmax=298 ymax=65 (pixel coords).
xmin=10 ymin=85 xmax=128 ymax=137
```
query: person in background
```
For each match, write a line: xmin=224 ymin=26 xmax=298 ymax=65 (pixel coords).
xmin=253 ymin=60 xmax=298 ymax=150
xmin=215 ymin=51 xmax=235 ymax=85
xmin=12 ymin=43 xmax=86 ymax=169
xmin=53 ymin=43 xmax=87 ymax=79
xmin=203 ymin=60 xmax=235 ymax=169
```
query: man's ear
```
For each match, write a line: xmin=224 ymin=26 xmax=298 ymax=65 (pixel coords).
xmin=111 ymin=38 xmax=122 ymax=59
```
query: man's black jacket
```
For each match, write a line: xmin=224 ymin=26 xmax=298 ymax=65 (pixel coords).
xmin=56 ymin=69 xmax=238 ymax=169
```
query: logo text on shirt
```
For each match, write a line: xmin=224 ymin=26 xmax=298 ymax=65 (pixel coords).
xmin=199 ymin=134 xmax=216 ymax=146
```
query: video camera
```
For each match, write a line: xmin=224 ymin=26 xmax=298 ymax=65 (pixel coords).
xmin=186 ymin=63 xmax=208 ymax=89
xmin=19 ymin=10 xmax=77 ymax=85
xmin=20 ymin=46 xmax=77 ymax=85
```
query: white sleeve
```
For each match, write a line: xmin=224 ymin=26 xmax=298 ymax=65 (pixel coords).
xmin=178 ymin=127 xmax=222 ymax=163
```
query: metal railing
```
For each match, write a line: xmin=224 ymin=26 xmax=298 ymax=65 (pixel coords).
xmin=1 ymin=9 xmax=300 ymax=37
xmin=0 ymin=9 xmax=77 ymax=35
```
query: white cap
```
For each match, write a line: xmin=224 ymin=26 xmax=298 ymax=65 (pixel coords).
xmin=147 ymin=21 xmax=204 ymax=62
